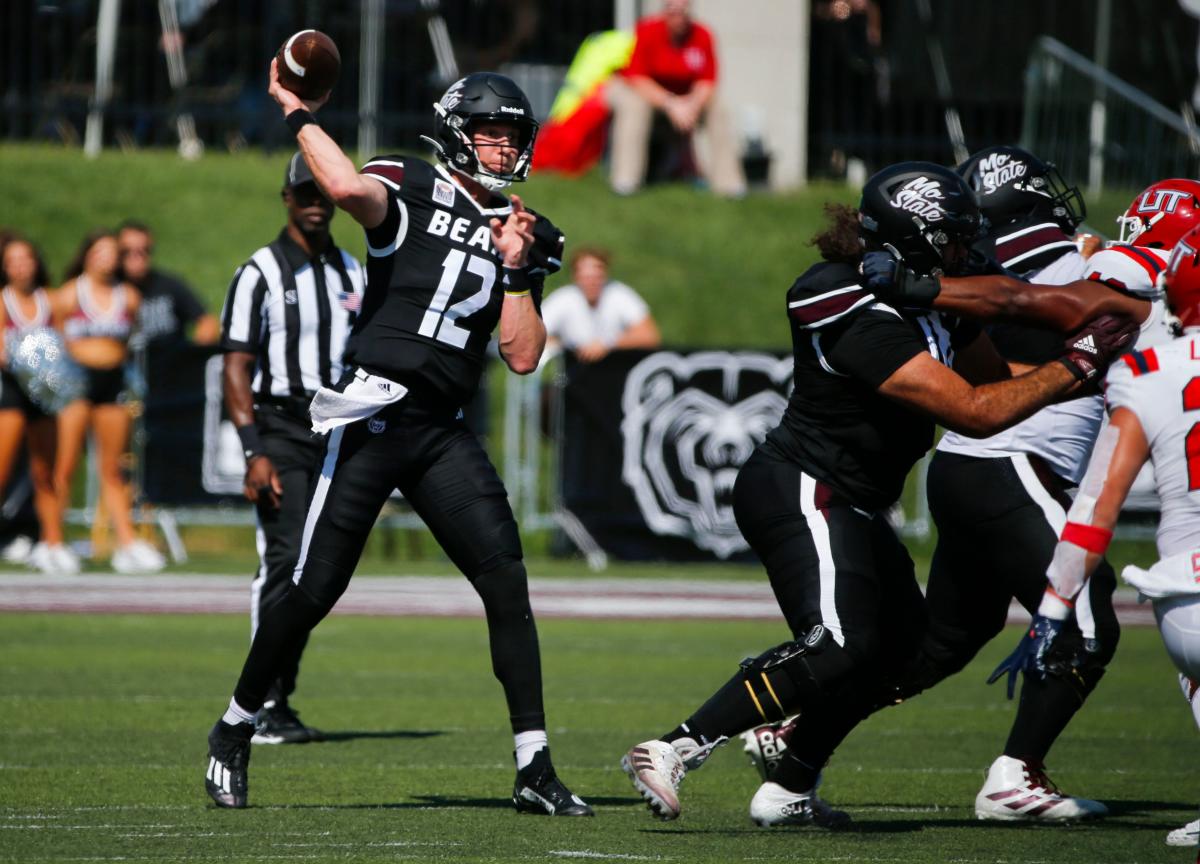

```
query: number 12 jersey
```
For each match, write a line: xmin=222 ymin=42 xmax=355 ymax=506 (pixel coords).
xmin=349 ymin=156 xmax=550 ymax=408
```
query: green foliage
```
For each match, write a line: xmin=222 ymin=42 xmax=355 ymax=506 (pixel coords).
xmin=0 ymin=610 xmax=1190 ymax=863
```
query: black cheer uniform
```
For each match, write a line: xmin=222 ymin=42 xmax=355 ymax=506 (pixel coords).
xmin=232 ymin=156 xmax=562 ymax=735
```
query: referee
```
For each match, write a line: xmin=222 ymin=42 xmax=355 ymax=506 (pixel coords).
xmin=219 ymin=153 xmax=364 ymax=745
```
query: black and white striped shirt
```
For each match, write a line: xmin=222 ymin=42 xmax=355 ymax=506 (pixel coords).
xmin=220 ymin=230 xmax=365 ymax=400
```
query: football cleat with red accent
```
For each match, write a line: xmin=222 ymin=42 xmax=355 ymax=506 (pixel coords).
xmin=740 ymin=718 xmax=798 ymax=781
xmin=621 ymin=740 xmax=686 ymax=820
xmin=975 ymin=755 xmax=1107 ymax=821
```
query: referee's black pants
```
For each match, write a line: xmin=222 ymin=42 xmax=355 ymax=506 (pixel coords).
xmin=900 ymin=450 xmax=1119 ymax=762
xmin=233 ymin=397 xmax=546 ymax=734
xmin=697 ymin=444 xmax=927 ymax=767
xmin=252 ymin=407 xmax=325 ymax=706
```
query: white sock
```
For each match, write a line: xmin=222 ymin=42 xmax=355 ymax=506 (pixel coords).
xmin=514 ymin=730 xmax=548 ymax=770
xmin=222 ymin=698 xmax=256 ymax=726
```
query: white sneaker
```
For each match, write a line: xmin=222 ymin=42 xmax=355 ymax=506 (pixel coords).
xmin=975 ymin=755 xmax=1107 ymax=821
xmin=29 ymin=542 xmax=80 ymax=575
xmin=749 ymin=778 xmax=851 ymax=828
xmin=1167 ymin=817 xmax=1200 ymax=846
xmin=112 ymin=540 xmax=165 ymax=574
xmin=621 ymin=740 xmax=686 ymax=820
xmin=741 ymin=718 xmax=798 ymax=781
xmin=1 ymin=535 xmax=33 ymax=564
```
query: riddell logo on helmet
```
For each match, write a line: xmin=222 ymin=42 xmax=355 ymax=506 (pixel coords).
xmin=976 ymin=153 xmax=1027 ymax=195
xmin=889 ymin=177 xmax=945 ymax=222
xmin=498 ymin=105 xmax=525 ymax=115
xmin=1136 ymin=188 xmax=1191 ymax=215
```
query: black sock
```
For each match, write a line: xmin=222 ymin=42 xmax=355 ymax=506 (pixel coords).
xmin=672 ymin=671 xmax=774 ymax=745
xmin=474 ymin=563 xmax=545 ymax=734
xmin=1004 ymin=673 xmax=1084 ymax=762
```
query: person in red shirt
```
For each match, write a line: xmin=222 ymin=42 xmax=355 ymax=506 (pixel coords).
xmin=609 ymin=0 xmax=746 ymax=198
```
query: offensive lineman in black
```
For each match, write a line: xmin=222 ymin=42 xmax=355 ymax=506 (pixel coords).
xmin=620 ymin=163 xmax=1140 ymax=826
xmin=203 ymin=67 xmax=591 ymax=816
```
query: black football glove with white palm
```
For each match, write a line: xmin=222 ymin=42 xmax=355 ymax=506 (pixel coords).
xmin=860 ymin=250 xmax=941 ymax=308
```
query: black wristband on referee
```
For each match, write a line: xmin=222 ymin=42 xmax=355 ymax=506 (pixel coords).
xmin=285 ymin=108 xmax=317 ymax=135
xmin=236 ymin=424 xmax=265 ymax=461
xmin=502 ymin=266 xmax=532 ymax=298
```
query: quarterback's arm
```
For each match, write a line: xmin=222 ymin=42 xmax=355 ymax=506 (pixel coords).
xmin=1040 ymin=408 xmax=1149 ymax=613
xmin=268 ymin=59 xmax=388 ymax=229
xmin=932 ymin=274 xmax=1144 ymax=332
xmin=877 ymin=351 xmax=1077 ymax=438
xmin=495 ymin=195 xmax=546 ymax=374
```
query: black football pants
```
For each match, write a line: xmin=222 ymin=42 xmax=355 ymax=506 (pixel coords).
xmin=232 ymin=398 xmax=545 ymax=733
xmin=901 ymin=450 xmax=1119 ymax=761
xmin=718 ymin=446 xmax=927 ymax=764
xmin=252 ymin=408 xmax=324 ymax=705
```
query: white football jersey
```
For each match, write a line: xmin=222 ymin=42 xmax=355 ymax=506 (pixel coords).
xmin=938 ymin=246 xmax=1173 ymax=483
xmin=1083 ymin=244 xmax=1169 ymax=299
xmin=1104 ymin=332 xmax=1200 ymax=558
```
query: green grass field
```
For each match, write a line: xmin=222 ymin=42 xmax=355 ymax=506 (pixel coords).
xmin=0 ymin=609 xmax=1194 ymax=864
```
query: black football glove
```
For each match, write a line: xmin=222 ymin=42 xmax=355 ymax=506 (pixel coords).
xmin=1058 ymin=313 xmax=1140 ymax=382
xmin=861 ymin=250 xmax=941 ymax=308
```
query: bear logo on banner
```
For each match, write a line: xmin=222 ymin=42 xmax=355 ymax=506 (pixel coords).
xmin=620 ymin=351 xmax=793 ymax=558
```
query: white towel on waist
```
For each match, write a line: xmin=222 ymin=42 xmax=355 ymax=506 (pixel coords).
xmin=1123 ymin=549 xmax=1200 ymax=600
xmin=309 ymin=368 xmax=408 ymax=435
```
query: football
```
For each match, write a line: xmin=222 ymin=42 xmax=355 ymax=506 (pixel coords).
xmin=275 ymin=30 xmax=340 ymax=100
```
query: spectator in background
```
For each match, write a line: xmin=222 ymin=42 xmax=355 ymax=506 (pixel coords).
xmin=542 ymin=247 xmax=660 ymax=362
xmin=608 ymin=0 xmax=745 ymax=198
xmin=0 ymin=237 xmax=71 ymax=573
xmin=57 ymin=230 xmax=164 ymax=574
xmin=118 ymin=220 xmax=219 ymax=354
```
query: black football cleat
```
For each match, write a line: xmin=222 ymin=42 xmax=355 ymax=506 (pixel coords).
xmin=512 ymin=748 xmax=594 ymax=816
xmin=205 ymin=720 xmax=253 ymax=808
xmin=252 ymin=701 xmax=322 ymax=745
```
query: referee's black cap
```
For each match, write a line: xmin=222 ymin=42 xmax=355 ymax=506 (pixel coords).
xmin=284 ymin=152 xmax=316 ymax=189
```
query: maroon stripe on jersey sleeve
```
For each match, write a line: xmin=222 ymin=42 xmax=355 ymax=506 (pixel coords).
xmin=994 ymin=225 xmax=1070 ymax=267
xmin=361 ymin=161 xmax=405 ymax=188
xmin=787 ymin=287 xmax=872 ymax=328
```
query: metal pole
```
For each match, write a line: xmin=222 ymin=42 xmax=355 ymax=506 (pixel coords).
xmin=84 ymin=0 xmax=122 ymax=158
xmin=615 ymin=0 xmax=638 ymax=30
xmin=359 ymin=0 xmax=383 ymax=157
xmin=157 ymin=0 xmax=204 ymax=160
xmin=1088 ymin=0 xmax=1112 ymax=197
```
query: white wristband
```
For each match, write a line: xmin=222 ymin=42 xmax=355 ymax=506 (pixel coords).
xmin=1037 ymin=588 xmax=1073 ymax=621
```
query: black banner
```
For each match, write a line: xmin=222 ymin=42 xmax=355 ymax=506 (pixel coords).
xmin=141 ymin=343 xmax=241 ymax=504
xmin=560 ymin=348 xmax=793 ymax=561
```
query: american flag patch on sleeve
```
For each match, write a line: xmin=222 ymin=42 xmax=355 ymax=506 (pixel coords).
xmin=339 ymin=291 xmax=361 ymax=312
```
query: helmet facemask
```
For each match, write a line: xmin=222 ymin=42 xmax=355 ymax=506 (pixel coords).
xmin=427 ymin=102 xmax=538 ymax=192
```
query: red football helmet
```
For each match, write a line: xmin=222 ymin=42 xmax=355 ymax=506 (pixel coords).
xmin=1117 ymin=179 xmax=1200 ymax=248
xmin=1164 ymin=224 xmax=1200 ymax=328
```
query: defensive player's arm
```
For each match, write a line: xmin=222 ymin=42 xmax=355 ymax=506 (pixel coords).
xmin=877 ymin=349 xmax=1077 ymax=438
xmin=268 ymin=58 xmax=388 ymax=229
xmin=494 ymin=195 xmax=546 ymax=375
xmin=931 ymin=274 xmax=1143 ymax=332
xmin=1040 ymin=408 xmax=1149 ymax=614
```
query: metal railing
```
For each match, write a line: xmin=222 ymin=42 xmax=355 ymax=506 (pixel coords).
xmin=1022 ymin=36 xmax=1200 ymax=197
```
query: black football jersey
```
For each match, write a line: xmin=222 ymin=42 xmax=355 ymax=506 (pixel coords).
xmin=346 ymin=156 xmax=560 ymax=408
xmin=764 ymin=261 xmax=981 ymax=511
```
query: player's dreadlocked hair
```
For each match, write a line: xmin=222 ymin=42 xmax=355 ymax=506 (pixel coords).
xmin=810 ymin=203 xmax=862 ymax=264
